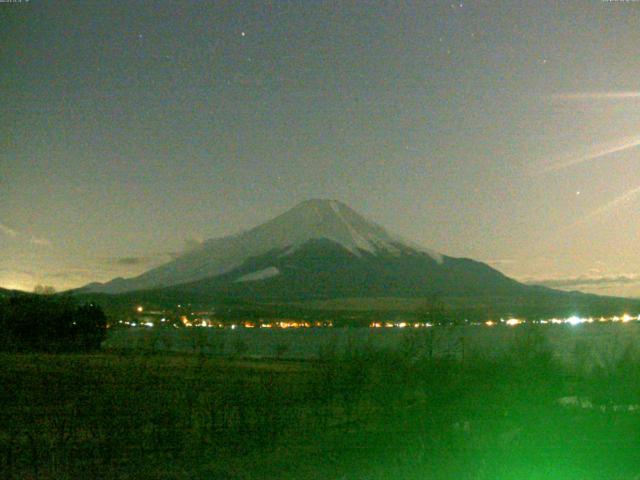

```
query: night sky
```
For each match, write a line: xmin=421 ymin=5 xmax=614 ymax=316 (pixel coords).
xmin=2 ymin=1 xmax=640 ymax=296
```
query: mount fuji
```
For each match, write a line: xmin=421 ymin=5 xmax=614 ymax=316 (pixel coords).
xmin=79 ymin=199 xmax=640 ymax=318
xmin=83 ymin=199 xmax=445 ymax=295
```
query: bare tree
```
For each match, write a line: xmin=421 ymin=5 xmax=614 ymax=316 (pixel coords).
xmin=33 ymin=285 xmax=56 ymax=295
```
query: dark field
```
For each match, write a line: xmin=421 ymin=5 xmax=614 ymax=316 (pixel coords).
xmin=2 ymin=329 xmax=640 ymax=479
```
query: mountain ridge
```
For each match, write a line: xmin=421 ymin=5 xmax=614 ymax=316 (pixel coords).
xmin=74 ymin=199 xmax=640 ymax=320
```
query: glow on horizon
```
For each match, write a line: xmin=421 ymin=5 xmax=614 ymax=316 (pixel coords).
xmin=1 ymin=281 xmax=29 ymax=292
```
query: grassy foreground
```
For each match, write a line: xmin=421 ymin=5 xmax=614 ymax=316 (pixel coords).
xmin=1 ymin=328 xmax=640 ymax=479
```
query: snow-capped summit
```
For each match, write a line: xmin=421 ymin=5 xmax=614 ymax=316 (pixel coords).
xmin=235 ymin=198 xmax=440 ymax=258
xmin=82 ymin=199 xmax=441 ymax=294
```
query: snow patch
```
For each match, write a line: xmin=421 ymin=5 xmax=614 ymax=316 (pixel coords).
xmin=328 ymin=200 xmax=378 ymax=255
xmin=236 ymin=266 xmax=280 ymax=283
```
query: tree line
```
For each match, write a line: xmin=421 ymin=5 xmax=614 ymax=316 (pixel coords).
xmin=0 ymin=293 xmax=107 ymax=352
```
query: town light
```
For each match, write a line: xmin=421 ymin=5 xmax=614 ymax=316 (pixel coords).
xmin=566 ymin=316 xmax=585 ymax=326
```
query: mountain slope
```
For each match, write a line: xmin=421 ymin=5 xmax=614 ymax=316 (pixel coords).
xmin=81 ymin=199 xmax=441 ymax=294
xmin=82 ymin=237 xmax=640 ymax=320
xmin=164 ymin=238 xmax=524 ymax=301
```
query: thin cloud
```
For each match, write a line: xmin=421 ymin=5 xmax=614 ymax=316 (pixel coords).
xmin=486 ymin=259 xmax=517 ymax=265
xmin=538 ymin=134 xmax=640 ymax=174
xmin=0 ymin=268 xmax=36 ymax=277
xmin=538 ymin=91 xmax=640 ymax=174
xmin=165 ymin=237 xmax=206 ymax=259
xmin=105 ymin=253 xmax=175 ymax=267
xmin=0 ymin=223 xmax=19 ymax=237
xmin=109 ymin=256 xmax=153 ymax=266
xmin=29 ymin=236 xmax=52 ymax=247
xmin=47 ymin=270 xmax=93 ymax=279
xmin=528 ymin=274 xmax=640 ymax=289
xmin=571 ymin=185 xmax=640 ymax=228
xmin=0 ymin=222 xmax=52 ymax=247
xmin=550 ymin=91 xmax=640 ymax=101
